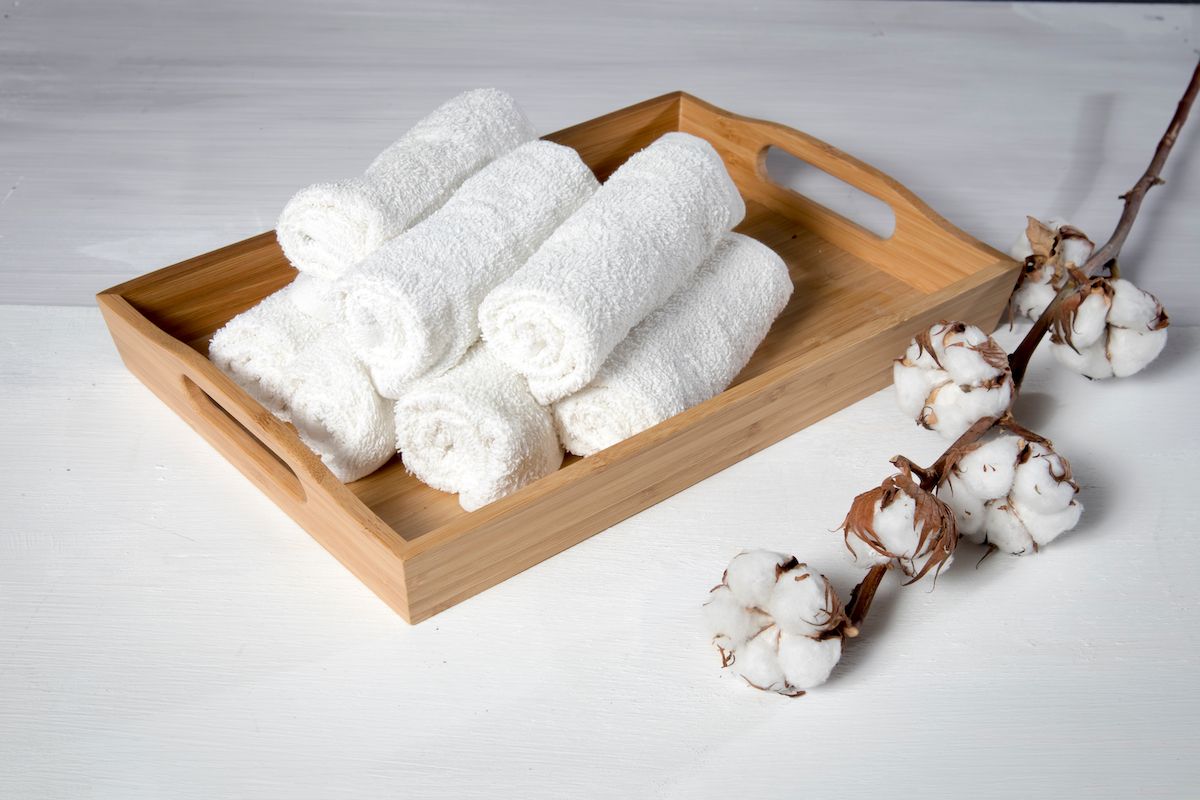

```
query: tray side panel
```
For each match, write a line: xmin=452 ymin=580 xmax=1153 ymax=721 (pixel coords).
xmin=97 ymin=293 xmax=417 ymax=620
xmin=112 ymin=232 xmax=295 ymax=351
xmin=402 ymin=265 xmax=1015 ymax=622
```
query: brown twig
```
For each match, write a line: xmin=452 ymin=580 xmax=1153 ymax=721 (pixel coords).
xmin=842 ymin=563 xmax=888 ymax=638
xmin=1009 ymin=58 xmax=1200 ymax=389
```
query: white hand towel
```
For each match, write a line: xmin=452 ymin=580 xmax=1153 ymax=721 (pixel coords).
xmin=553 ymin=233 xmax=793 ymax=456
xmin=208 ymin=282 xmax=394 ymax=483
xmin=277 ymin=88 xmax=535 ymax=280
xmin=286 ymin=272 xmax=347 ymax=326
xmin=340 ymin=140 xmax=599 ymax=398
xmin=394 ymin=346 xmax=562 ymax=511
xmin=478 ymin=132 xmax=745 ymax=404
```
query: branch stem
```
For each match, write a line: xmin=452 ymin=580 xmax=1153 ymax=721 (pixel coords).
xmin=843 ymin=563 xmax=889 ymax=636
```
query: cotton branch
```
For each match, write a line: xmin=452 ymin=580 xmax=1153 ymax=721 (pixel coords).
xmin=1009 ymin=57 xmax=1200 ymax=389
xmin=845 ymin=58 xmax=1200 ymax=633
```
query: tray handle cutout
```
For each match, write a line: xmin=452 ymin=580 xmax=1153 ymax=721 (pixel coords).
xmin=707 ymin=106 xmax=984 ymax=293
xmin=183 ymin=376 xmax=308 ymax=503
xmin=764 ymin=146 xmax=896 ymax=239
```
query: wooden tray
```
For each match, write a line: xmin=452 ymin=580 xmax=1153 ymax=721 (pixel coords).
xmin=97 ymin=92 xmax=1018 ymax=623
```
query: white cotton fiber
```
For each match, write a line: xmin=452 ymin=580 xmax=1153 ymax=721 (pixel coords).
xmin=1108 ymin=327 xmax=1168 ymax=377
xmin=955 ymin=436 xmax=1023 ymax=501
xmin=277 ymin=89 xmax=535 ymax=279
xmin=552 ymin=233 xmax=792 ymax=456
xmin=1108 ymin=278 xmax=1163 ymax=329
xmin=893 ymin=362 xmax=950 ymax=419
xmin=939 ymin=475 xmax=986 ymax=536
xmin=1010 ymin=442 xmax=1076 ymax=514
xmin=479 ymin=132 xmax=746 ymax=404
xmin=341 ymin=140 xmax=599 ymax=398
xmin=1066 ymin=291 xmax=1110 ymax=349
xmin=767 ymin=565 xmax=835 ymax=638
xmin=723 ymin=550 xmax=793 ymax=609
xmin=703 ymin=585 xmax=769 ymax=652
xmin=393 ymin=346 xmax=562 ymax=511
xmin=938 ymin=324 xmax=1005 ymax=386
xmin=1012 ymin=497 xmax=1083 ymax=547
xmin=735 ymin=627 xmax=787 ymax=691
xmin=777 ymin=632 xmax=842 ymax=691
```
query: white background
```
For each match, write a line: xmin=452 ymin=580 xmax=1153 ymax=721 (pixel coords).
xmin=2 ymin=2 xmax=1199 ymax=797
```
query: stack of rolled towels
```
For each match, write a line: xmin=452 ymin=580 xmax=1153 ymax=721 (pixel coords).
xmin=209 ymin=89 xmax=793 ymax=510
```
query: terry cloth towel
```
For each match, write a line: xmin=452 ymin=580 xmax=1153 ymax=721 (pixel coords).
xmin=286 ymin=272 xmax=347 ymax=325
xmin=478 ymin=131 xmax=745 ymax=404
xmin=340 ymin=140 xmax=599 ymax=398
xmin=553 ymin=233 xmax=793 ymax=456
xmin=208 ymin=282 xmax=394 ymax=483
xmin=276 ymin=88 xmax=535 ymax=280
xmin=394 ymin=346 xmax=562 ymax=512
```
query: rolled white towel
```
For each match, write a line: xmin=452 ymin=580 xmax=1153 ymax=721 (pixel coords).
xmin=394 ymin=346 xmax=562 ymax=512
xmin=341 ymin=140 xmax=599 ymax=398
xmin=553 ymin=233 xmax=793 ymax=456
xmin=478 ymin=132 xmax=746 ymax=404
xmin=208 ymin=283 xmax=394 ymax=483
xmin=208 ymin=282 xmax=330 ymax=415
xmin=277 ymin=88 xmax=535 ymax=280
xmin=280 ymin=338 xmax=396 ymax=483
xmin=286 ymin=272 xmax=347 ymax=326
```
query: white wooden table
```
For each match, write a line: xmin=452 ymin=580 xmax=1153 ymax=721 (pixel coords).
xmin=2 ymin=2 xmax=1198 ymax=797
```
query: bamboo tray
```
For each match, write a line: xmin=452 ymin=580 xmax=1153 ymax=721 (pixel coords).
xmin=98 ymin=92 xmax=1018 ymax=623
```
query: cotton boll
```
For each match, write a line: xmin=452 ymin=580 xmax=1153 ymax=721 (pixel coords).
xmin=1051 ymin=277 xmax=1169 ymax=380
xmin=724 ymin=550 xmax=793 ymax=609
xmin=895 ymin=322 xmax=1013 ymax=439
xmin=938 ymin=325 xmax=1004 ymax=386
xmin=954 ymin=435 xmax=1022 ymax=501
xmin=1065 ymin=291 xmax=1111 ymax=349
xmin=735 ymin=626 xmax=788 ymax=692
xmin=1109 ymin=327 xmax=1169 ymax=377
xmin=767 ymin=566 xmax=837 ymax=638
xmin=939 ymin=475 xmax=987 ymax=538
xmin=871 ymin=491 xmax=921 ymax=559
xmin=923 ymin=381 xmax=1013 ymax=440
xmin=1008 ymin=216 xmax=1072 ymax=261
xmin=844 ymin=530 xmax=893 ymax=569
xmin=899 ymin=337 xmax=941 ymax=371
xmin=1012 ymin=280 xmax=1058 ymax=320
xmin=893 ymin=361 xmax=950 ymax=419
xmin=1107 ymin=278 xmax=1163 ymax=329
xmin=981 ymin=502 xmax=1036 ymax=555
xmin=1012 ymin=497 xmax=1083 ymax=547
xmin=706 ymin=552 xmax=848 ymax=696
xmin=1058 ymin=234 xmax=1094 ymax=270
xmin=1051 ymin=338 xmax=1114 ymax=379
xmin=704 ymin=585 xmax=769 ymax=653
xmin=1007 ymin=218 xmax=1096 ymax=321
xmin=777 ymin=632 xmax=842 ymax=691
xmin=1010 ymin=442 xmax=1077 ymax=514
xmin=842 ymin=471 xmax=958 ymax=579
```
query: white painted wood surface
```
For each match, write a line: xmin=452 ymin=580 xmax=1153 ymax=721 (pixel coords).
xmin=2 ymin=1 xmax=1199 ymax=317
xmin=2 ymin=307 xmax=1197 ymax=798
xmin=2 ymin=1 xmax=1199 ymax=797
